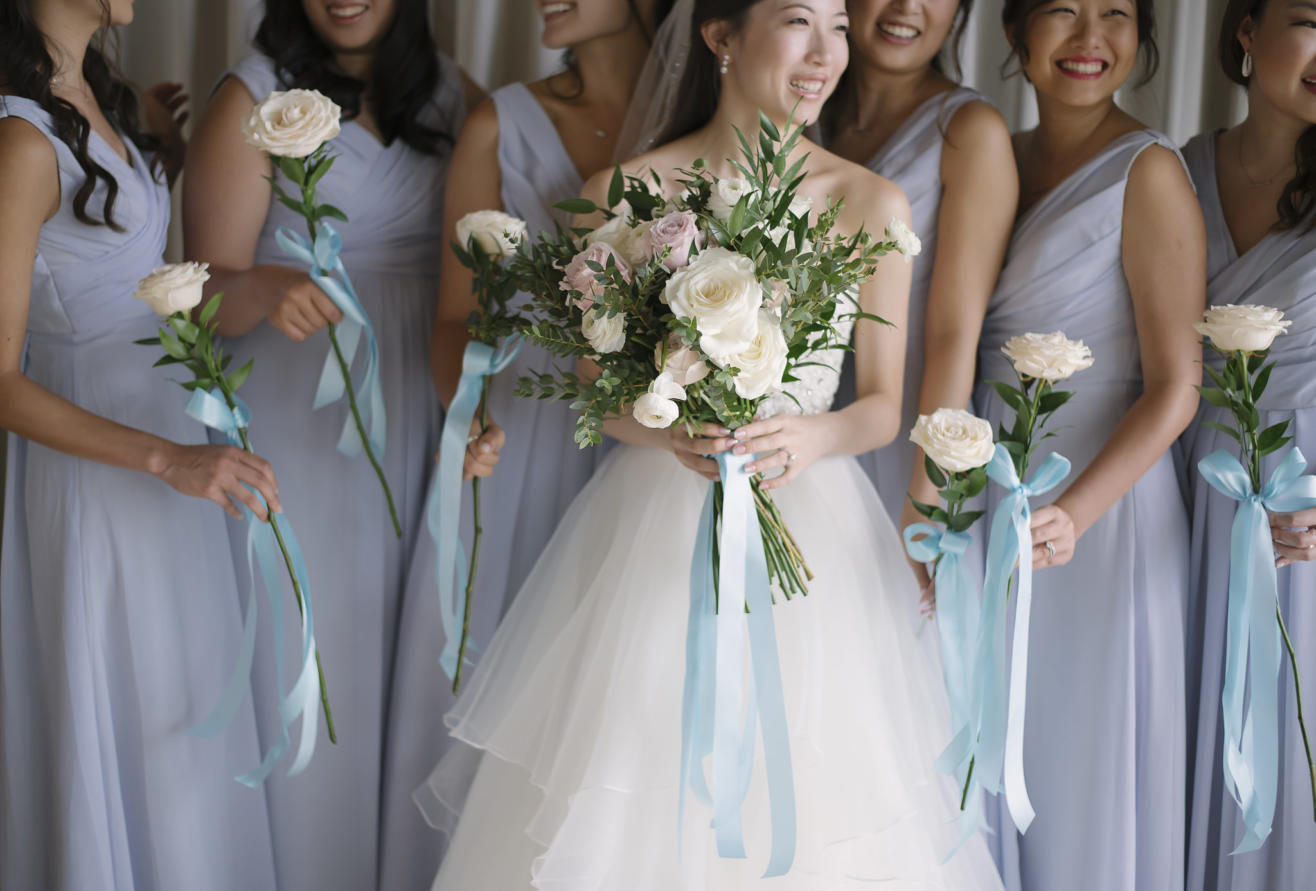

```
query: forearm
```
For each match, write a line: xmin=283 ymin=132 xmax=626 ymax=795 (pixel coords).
xmin=823 ymin=391 xmax=900 ymax=459
xmin=1053 ymin=382 xmax=1198 ymax=537
xmin=601 ymin=414 xmax=673 ymax=450
xmin=203 ymin=264 xmax=299 ymax=336
xmin=0 ymin=370 xmax=176 ymax=477
xmin=430 ymin=319 xmax=471 ymax=411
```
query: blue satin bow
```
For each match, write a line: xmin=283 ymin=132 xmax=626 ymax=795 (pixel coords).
xmin=980 ymin=444 xmax=1070 ymax=834
xmin=276 ymin=222 xmax=386 ymax=459
xmin=680 ymin=452 xmax=796 ymax=876
xmin=428 ymin=337 xmax=523 ymax=682
xmin=1199 ymin=446 xmax=1316 ymax=852
xmin=185 ymin=387 xmax=322 ymax=784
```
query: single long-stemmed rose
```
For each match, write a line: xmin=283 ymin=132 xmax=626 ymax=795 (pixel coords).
xmin=243 ymin=88 xmax=401 ymax=538
xmin=134 ymin=263 xmax=337 ymax=766
xmin=1194 ymin=305 xmax=1316 ymax=846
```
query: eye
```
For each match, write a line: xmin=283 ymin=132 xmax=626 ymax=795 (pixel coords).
xmin=834 ymin=21 xmax=850 ymax=33
xmin=1104 ymin=8 xmax=1131 ymax=18
xmin=787 ymin=16 xmax=809 ymax=26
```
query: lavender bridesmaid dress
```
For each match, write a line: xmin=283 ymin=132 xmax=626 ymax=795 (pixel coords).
xmin=832 ymin=87 xmax=984 ymax=520
xmin=974 ymin=130 xmax=1189 ymax=891
xmin=1181 ymin=131 xmax=1316 ymax=891
xmin=213 ymin=54 xmax=464 ymax=891
xmin=0 ymin=96 xmax=276 ymax=891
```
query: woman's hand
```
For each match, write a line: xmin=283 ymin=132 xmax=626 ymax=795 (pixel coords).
xmin=898 ymin=497 xmax=935 ymax=609
xmin=1030 ymin=502 xmax=1076 ymax=568
xmin=1272 ymin=508 xmax=1316 ymax=567
xmin=667 ymin=421 xmax=733 ymax=481
xmin=155 ymin=443 xmax=281 ymax=521
xmin=728 ymin=413 xmax=832 ymax=491
xmin=462 ymin=419 xmax=505 ymax=481
xmin=266 ymin=268 xmax=344 ymax=341
xmin=142 ymin=81 xmax=189 ymax=185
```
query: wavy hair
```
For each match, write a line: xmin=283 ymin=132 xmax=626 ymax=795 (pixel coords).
xmin=649 ymin=0 xmax=759 ymax=145
xmin=0 ymin=0 xmax=162 ymax=230
xmin=253 ymin=0 xmax=450 ymax=155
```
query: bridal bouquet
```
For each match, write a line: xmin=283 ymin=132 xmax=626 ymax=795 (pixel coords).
xmin=134 ymin=263 xmax=334 ymax=781
xmin=244 ymin=87 xmax=400 ymax=538
xmin=1194 ymin=305 xmax=1316 ymax=850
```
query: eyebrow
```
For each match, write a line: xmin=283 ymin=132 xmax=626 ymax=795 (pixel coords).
xmin=779 ymin=2 xmax=849 ymax=15
xmin=1289 ymin=0 xmax=1316 ymax=10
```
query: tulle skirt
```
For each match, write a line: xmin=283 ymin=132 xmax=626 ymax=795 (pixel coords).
xmin=416 ymin=445 xmax=1005 ymax=890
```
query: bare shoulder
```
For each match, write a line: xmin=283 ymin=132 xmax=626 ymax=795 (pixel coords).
xmin=807 ymin=147 xmax=909 ymax=233
xmin=208 ymin=73 xmax=257 ymax=115
xmin=0 ymin=115 xmax=59 ymax=221
xmin=459 ymin=67 xmax=487 ymax=111
xmin=581 ymin=136 xmax=699 ymax=205
xmin=944 ymin=99 xmax=1012 ymax=156
xmin=1126 ymin=142 xmax=1195 ymax=211
xmin=454 ymin=96 xmax=500 ymax=155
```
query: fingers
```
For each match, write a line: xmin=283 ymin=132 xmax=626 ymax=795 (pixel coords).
xmin=309 ymin=287 xmax=344 ymax=325
xmin=674 ymin=450 xmax=720 ymax=480
xmin=463 ymin=427 xmax=503 ymax=480
xmin=1272 ymin=509 xmax=1316 ymax=529
xmin=918 ymin=578 xmax=937 ymax=619
xmin=230 ymin=448 xmax=282 ymax=515
xmin=1272 ymin=524 xmax=1316 ymax=551
xmin=745 ymin=449 xmax=788 ymax=475
xmin=1274 ymin=542 xmax=1316 ymax=567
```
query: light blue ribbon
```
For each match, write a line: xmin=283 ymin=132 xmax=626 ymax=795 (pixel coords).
xmin=427 ymin=337 xmax=523 ymax=682
xmin=1199 ymin=446 xmax=1316 ymax=852
xmin=275 ymin=221 xmax=386 ymax=459
xmin=904 ymin=522 xmax=983 ymax=845
xmin=184 ymin=387 xmax=322 ymax=784
xmin=680 ymin=452 xmax=796 ymax=876
xmin=980 ymin=444 xmax=1070 ymax=834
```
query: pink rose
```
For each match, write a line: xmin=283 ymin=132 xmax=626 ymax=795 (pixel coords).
xmin=559 ymin=242 xmax=632 ymax=312
xmin=654 ymin=334 xmax=710 ymax=387
xmin=647 ymin=211 xmax=701 ymax=271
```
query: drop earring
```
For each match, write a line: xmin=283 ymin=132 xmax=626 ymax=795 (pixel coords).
xmin=720 ymin=55 xmax=730 ymax=75
xmin=1242 ymin=52 xmax=1254 ymax=78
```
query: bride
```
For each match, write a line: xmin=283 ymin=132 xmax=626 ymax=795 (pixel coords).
xmin=417 ymin=0 xmax=1005 ymax=887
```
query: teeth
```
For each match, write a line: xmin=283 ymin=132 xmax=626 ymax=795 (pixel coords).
xmin=543 ymin=2 xmax=574 ymax=14
xmin=879 ymin=23 xmax=920 ymax=39
xmin=328 ymin=4 xmax=366 ymax=17
xmin=1059 ymin=59 xmax=1105 ymax=75
xmin=789 ymin=79 xmax=824 ymax=93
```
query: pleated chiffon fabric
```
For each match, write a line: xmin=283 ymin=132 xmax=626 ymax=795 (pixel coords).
xmin=213 ymin=53 xmax=465 ymax=891
xmin=1181 ymin=131 xmax=1316 ymax=891
xmin=0 ymin=95 xmax=277 ymax=891
xmin=974 ymin=129 xmax=1190 ymax=891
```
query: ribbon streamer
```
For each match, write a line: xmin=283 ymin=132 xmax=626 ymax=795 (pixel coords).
xmin=185 ymin=387 xmax=322 ymax=784
xmin=1198 ymin=446 xmax=1316 ymax=852
xmin=680 ymin=452 xmax=796 ymax=876
xmin=427 ymin=337 xmax=523 ymax=682
xmin=979 ymin=444 xmax=1070 ymax=834
xmin=275 ymin=222 xmax=386 ymax=459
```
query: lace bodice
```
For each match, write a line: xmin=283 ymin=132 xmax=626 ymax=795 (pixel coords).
xmin=758 ymin=311 xmax=856 ymax=418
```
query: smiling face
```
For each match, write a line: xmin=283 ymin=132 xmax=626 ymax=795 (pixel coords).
xmin=301 ymin=0 xmax=398 ymax=55
xmin=847 ymin=0 xmax=961 ymax=75
xmin=1241 ymin=1 xmax=1316 ymax=125
xmin=712 ymin=0 xmax=851 ymax=125
xmin=1011 ymin=0 xmax=1140 ymax=106
xmin=537 ymin=0 xmax=645 ymax=50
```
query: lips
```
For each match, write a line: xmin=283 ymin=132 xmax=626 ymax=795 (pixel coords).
xmin=788 ymin=77 xmax=827 ymax=98
xmin=876 ymin=21 xmax=921 ymax=44
xmin=542 ymin=1 xmax=575 ymax=19
xmin=1056 ymin=57 xmax=1109 ymax=79
xmin=326 ymin=2 xmax=367 ymax=23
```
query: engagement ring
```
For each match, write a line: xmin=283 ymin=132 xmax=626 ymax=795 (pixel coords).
xmin=1044 ymin=540 xmax=1056 ymax=560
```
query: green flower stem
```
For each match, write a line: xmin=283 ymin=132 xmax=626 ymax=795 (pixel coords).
xmin=1237 ymin=351 xmax=1263 ymax=492
xmin=452 ymin=376 xmax=491 ymax=695
xmin=1277 ymin=603 xmax=1316 ymax=822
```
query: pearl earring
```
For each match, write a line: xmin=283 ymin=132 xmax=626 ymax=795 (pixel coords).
xmin=720 ymin=54 xmax=730 ymax=75
xmin=1241 ymin=52 xmax=1254 ymax=78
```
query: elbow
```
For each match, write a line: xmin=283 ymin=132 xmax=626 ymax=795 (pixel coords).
xmin=1146 ymin=378 xmax=1200 ymax=437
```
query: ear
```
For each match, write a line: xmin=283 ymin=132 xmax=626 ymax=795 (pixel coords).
xmin=1236 ymin=14 xmax=1257 ymax=56
xmin=701 ymin=18 xmax=734 ymax=59
xmin=1003 ymin=22 xmax=1028 ymax=64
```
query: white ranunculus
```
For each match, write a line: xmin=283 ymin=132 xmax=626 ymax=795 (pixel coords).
xmin=649 ymin=371 xmax=687 ymax=401
xmin=910 ymin=408 xmax=996 ymax=474
xmin=242 ymin=89 xmax=341 ymax=158
xmin=655 ymin=334 xmax=710 ymax=386
xmin=1002 ymin=331 xmax=1095 ymax=381
xmin=134 ymin=262 xmax=210 ymax=317
xmin=581 ymin=308 xmax=627 ymax=354
xmin=727 ymin=310 xmax=789 ymax=399
xmin=455 ymin=210 xmax=527 ymax=258
xmin=885 ymin=216 xmax=922 ymax=262
xmin=1195 ymin=304 xmax=1291 ymax=353
xmin=663 ymin=247 xmax=761 ymax=362
xmin=708 ymin=177 xmax=755 ymax=222
xmin=632 ymin=392 xmax=680 ymax=428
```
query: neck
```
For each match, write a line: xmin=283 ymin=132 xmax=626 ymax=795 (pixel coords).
xmin=694 ymin=99 xmax=807 ymax=178
xmin=1032 ymin=93 xmax=1123 ymax=159
xmin=33 ymin=4 xmax=99 ymax=94
xmin=841 ymin=61 xmax=943 ymax=133
xmin=570 ymin=21 xmax=652 ymax=109
xmin=334 ymin=50 xmax=373 ymax=84
xmin=1234 ymin=89 xmax=1308 ymax=182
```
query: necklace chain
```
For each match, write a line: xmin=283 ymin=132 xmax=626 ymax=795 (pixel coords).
xmin=1236 ymin=127 xmax=1293 ymax=189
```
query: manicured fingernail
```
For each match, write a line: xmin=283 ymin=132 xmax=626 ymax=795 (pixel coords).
xmin=479 ymin=443 xmax=492 ymax=452
xmin=733 ymin=445 xmax=746 ymax=455
xmin=745 ymin=463 xmax=756 ymax=473
xmin=734 ymin=429 xmax=748 ymax=440
xmin=717 ymin=426 xmax=730 ymax=435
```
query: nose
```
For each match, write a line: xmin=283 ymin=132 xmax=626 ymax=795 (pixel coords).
xmin=1070 ymin=10 xmax=1103 ymax=48
xmin=806 ymin=27 xmax=838 ymax=68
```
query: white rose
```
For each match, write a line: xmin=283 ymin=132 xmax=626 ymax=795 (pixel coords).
xmin=242 ymin=89 xmax=342 ymax=158
xmin=134 ymin=262 xmax=210 ymax=317
xmin=708 ymin=177 xmax=755 ymax=222
xmin=1001 ymin=331 xmax=1094 ymax=381
xmin=726 ymin=310 xmax=789 ymax=399
xmin=586 ymin=212 xmax=654 ymax=268
xmin=885 ymin=216 xmax=922 ymax=262
xmin=655 ymin=334 xmax=710 ymax=386
xmin=1194 ymin=304 xmax=1291 ymax=353
xmin=632 ymin=392 xmax=679 ymax=428
xmin=910 ymin=408 xmax=996 ymax=474
xmin=455 ymin=210 xmax=527 ymax=258
xmin=581 ymin=308 xmax=627 ymax=354
xmin=663 ymin=247 xmax=761 ymax=362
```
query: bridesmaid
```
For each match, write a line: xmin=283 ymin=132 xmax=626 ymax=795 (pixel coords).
xmin=182 ymin=2 xmax=480 ymax=888
xmin=822 ymin=0 xmax=1016 ymax=545
xmin=973 ymin=2 xmax=1204 ymax=889
xmin=413 ymin=0 xmax=663 ymax=737
xmin=1182 ymin=3 xmax=1316 ymax=889
xmin=0 ymin=1 xmax=278 ymax=889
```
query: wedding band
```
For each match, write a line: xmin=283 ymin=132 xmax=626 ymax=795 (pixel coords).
xmin=1044 ymin=540 xmax=1056 ymax=560
xmin=787 ymin=452 xmax=798 ymax=464
xmin=467 ymin=433 xmax=479 ymax=444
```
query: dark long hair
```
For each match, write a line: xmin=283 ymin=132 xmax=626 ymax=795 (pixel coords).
xmin=551 ymin=0 xmax=666 ymax=101
xmin=1002 ymin=0 xmax=1160 ymax=85
xmin=650 ymin=0 xmax=758 ymax=145
xmin=0 ymin=1 xmax=161 ymax=230
xmin=1221 ymin=0 xmax=1315 ymax=229
xmin=254 ymin=0 xmax=449 ymax=155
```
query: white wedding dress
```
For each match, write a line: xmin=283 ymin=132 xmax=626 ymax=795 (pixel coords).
xmin=417 ymin=314 xmax=1005 ymax=890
